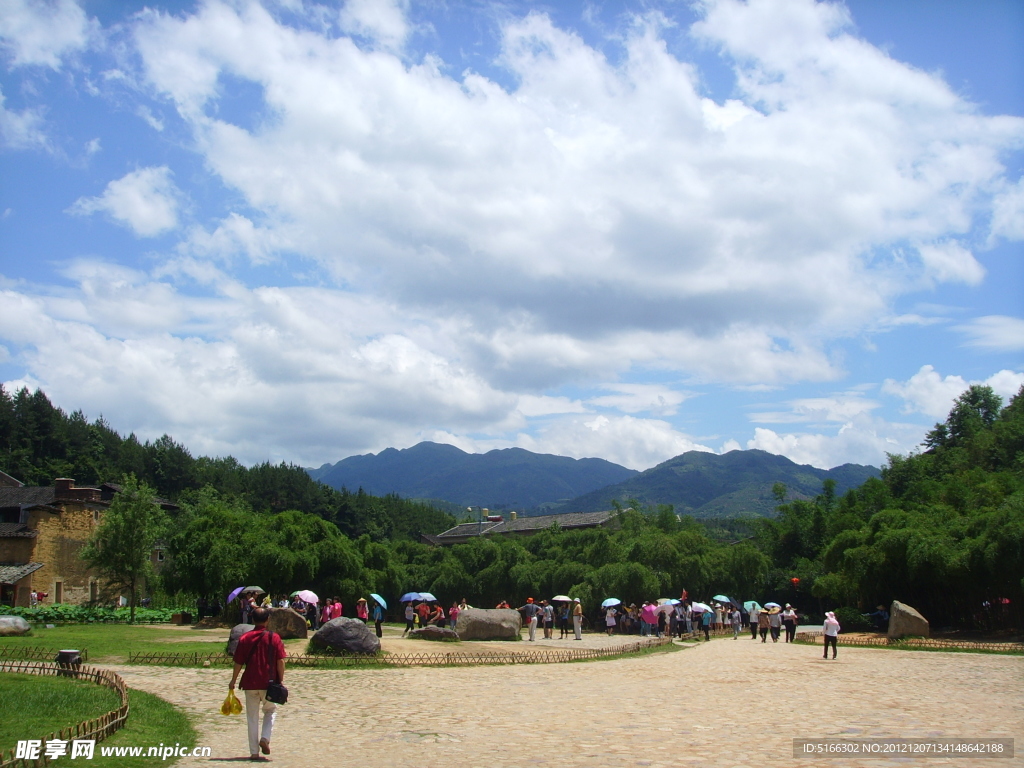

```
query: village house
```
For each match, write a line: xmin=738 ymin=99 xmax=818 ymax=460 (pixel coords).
xmin=0 ymin=475 xmax=174 ymax=608
xmin=422 ymin=509 xmax=620 ymax=546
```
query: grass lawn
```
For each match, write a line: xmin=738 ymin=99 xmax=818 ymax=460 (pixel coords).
xmin=0 ymin=672 xmax=196 ymax=767
xmin=0 ymin=624 xmax=303 ymax=663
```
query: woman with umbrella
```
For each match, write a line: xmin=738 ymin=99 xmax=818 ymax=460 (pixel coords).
xmin=370 ymin=594 xmax=386 ymax=638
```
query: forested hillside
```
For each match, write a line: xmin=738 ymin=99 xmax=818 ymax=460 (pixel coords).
xmin=0 ymin=385 xmax=455 ymax=541
xmin=2 ymin=383 xmax=1020 ymax=631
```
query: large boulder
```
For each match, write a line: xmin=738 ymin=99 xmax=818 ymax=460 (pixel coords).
xmin=226 ymin=623 xmax=254 ymax=655
xmin=454 ymin=608 xmax=521 ymax=640
xmin=267 ymin=607 xmax=308 ymax=639
xmin=0 ymin=616 xmax=31 ymax=636
xmin=887 ymin=601 xmax=930 ymax=639
xmin=410 ymin=625 xmax=459 ymax=642
xmin=311 ymin=617 xmax=380 ymax=655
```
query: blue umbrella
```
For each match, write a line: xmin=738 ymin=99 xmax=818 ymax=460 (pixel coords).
xmin=744 ymin=601 xmax=763 ymax=612
xmin=601 ymin=598 xmax=621 ymax=608
xmin=227 ymin=586 xmax=245 ymax=604
xmin=418 ymin=592 xmax=437 ymax=602
xmin=400 ymin=592 xmax=420 ymax=602
xmin=370 ymin=593 xmax=387 ymax=609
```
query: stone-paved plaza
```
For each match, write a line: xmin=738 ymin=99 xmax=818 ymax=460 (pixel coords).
xmin=109 ymin=634 xmax=1023 ymax=768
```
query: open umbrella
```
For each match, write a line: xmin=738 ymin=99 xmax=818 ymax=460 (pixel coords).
xmin=641 ymin=604 xmax=659 ymax=622
xmin=418 ymin=592 xmax=437 ymax=602
xmin=227 ymin=586 xmax=245 ymax=604
xmin=551 ymin=595 xmax=572 ymax=602
xmin=656 ymin=598 xmax=673 ymax=605
xmin=370 ymin=593 xmax=387 ymax=609
xmin=601 ymin=598 xmax=621 ymax=608
xmin=690 ymin=602 xmax=712 ymax=613
xmin=712 ymin=594 xmax=733 ymax=604
xmin=744 ymin=601 xmax=763 ymax=612
xmin=764 ymin=602 xmax=781 ymax=609
xmin=656 ymin=601 xmax=680 ymax=614
xmin=399 ymin=592 xmax=421 ymax=603
xmin=241 ymin=586 xmax=264 ymax=594
xmin=294 ymin=589 xmax=318 ymax=604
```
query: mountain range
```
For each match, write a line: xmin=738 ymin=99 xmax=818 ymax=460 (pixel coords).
xmin=308 ymin=442 xmax=638 ymax=510
xmin=309 ymin=442 xmax=880 ymax=518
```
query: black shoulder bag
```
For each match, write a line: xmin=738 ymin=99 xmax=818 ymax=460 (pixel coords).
xmin=246 ymin=630 xmax=288 ymax=704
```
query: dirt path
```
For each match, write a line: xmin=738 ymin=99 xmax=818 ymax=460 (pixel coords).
xmin=107 ymin=635 xmax=1023 ymax=768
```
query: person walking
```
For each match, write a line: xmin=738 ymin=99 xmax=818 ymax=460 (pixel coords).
xmin=730 ymin=607 xmax=742 ymax=638
xmin=229 ymin=607 xmax=286 ymax=762
xmin=356 ymin=598 xmax=369 ymax=623
xmin=758 ymin=609 xmax=770 ymax=642
xmin=782 ymin=604 xmax=798 ymax=642
xmin=823 ymin=611 xmax=840 ymax=659
xmin=605 ymin=605 xmax=617 ymax=635
xmin=558 ymin=601 xmax=570 ymax=638
xmin=402 ymin=601 xmax=415 ymax=637
xmin=542 ymin=600 xmax=554 ymax=639
xmin=572 ymin=598 xmax=583 ymax=640
xmin=749 ymin=605 xmax=761 ymax=640
xmin=371 ymin=599 xmax=384 ymax=638
xmin=519 ymin=598 xmax=540 ymax=641
xmin=768 ymin=608 xmax=782 ymax=642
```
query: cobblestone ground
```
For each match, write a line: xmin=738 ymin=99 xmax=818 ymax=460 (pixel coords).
xmin=108 ymin=635 xmax=1023 ymax=768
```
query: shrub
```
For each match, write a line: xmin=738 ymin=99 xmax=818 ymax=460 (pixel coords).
xmin=4 ymin=605 xmax=188 ymax=624
xmin=833 ymin=607 xmax=872 ymax=632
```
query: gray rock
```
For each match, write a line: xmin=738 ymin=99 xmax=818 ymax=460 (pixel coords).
xmin=454 ymin=608 xmax=521 ymax=640
xmin=410 ymin=625 xmax=459 ymax=641
xmin=226 ymin=623 xmax=254 ymax=655
xmin=311 ymin=617 xmax=380 ymax=654
xmin=267 ymin=607 xmax=308 ymax=639
xmin=887 ymin=600 xmax=930 ymax=639
xmin=0 ymin=616 xmax=31 ymax=636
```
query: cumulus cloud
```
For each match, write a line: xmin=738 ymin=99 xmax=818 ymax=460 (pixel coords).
xmin=0 ymin=0 xmax=95 ymax=68
xmin=746 ymin=419 xmax=912 ymax=469
xmin=69 ymin=167 xmax=181 ymax=237
xmin=882 ymin=365 xmax=1024 ymax=419
xmin=128 ymin=0 xmax=1023 ymax=387
xmin=990 ymin=178 xmax=1024 ymax=242
xmin=586 ymin=383 xmax=691 ymax=416
xmin=338 ymin=0 xmax=409 ymax=52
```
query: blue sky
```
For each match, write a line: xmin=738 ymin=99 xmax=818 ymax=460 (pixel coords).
xmin=1 ymin=0 xmax=1022 ymax=472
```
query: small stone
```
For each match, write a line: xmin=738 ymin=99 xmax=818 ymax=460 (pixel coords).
xmin=226 ymin=623 xmax=255 ymax=655
xmin=409 ymin=625 xmax=459 ymax=641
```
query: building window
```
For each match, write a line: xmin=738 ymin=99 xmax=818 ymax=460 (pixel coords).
xmin=157 ymin=550 xmax=164 ymax=562
xmin=93 ymin=510 xmax=99 ymax=522
xmin=55 ymin=581 xmax=63 ymax=604
xmin=90 ymin=582 xmax=98 ymax=602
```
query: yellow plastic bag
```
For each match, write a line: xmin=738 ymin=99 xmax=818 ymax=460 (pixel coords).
xmin=221 ymin=690 xmax=243 ymax=715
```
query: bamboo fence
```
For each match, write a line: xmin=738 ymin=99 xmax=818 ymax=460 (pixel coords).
xmin=0 ymin=647 xmax=89 ymax=663
xmin=129 ymin=636 xmax=677 ymax=668
xmin=795 ymin=632 xmax=1024 ymax=653
xmin=0 ymin=660 xmax=129 ymax=768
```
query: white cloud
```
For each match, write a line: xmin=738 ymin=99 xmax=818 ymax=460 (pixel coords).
xmin=882 ymin=365 xmax=1024 ymax=419
xmin=586 ymin=383 xmax=690 ymax=416
xmin=127 ymin=0 xmax=1023 ymax=388
xmin=338 ymin=0 xmax=409 ymax=52
xmin=990 ymin=178 xmax=1024 ymax=242
xmin=69 ymin=167 xmax=181 ymax=237
xmin=0 ymin=0 xmax=95 ymax=68
xmin=954 ymin=316 xmax=1024 ymax=352
xmin=746 ymin=419 xmax=910 ymax=469
xmin=750 ymin=394 xmax=879 ymax=424
xmin=0 ymin=86 xmax=47 ymax=149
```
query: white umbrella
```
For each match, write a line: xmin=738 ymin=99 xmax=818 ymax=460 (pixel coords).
xmin=601 ymin=598 xmax=621 ymax=608
xmin=551 ymin=595 xmax=572 ymax=602
xmin=690 ymin=602 xmax=712 ymax=613
xmin=764 ymin=602 xmax=782 ymax=609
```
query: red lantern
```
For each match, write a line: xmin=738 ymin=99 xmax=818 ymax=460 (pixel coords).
xmin=790 ymin=577 xmax=800 ymax=586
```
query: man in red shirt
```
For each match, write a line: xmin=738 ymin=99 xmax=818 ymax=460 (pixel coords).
xmin=230 ymin=608 xmax=287 ymax=761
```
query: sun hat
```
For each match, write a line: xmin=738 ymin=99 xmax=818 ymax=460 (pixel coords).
xmin=527 ymin=597 xmax=534 ymax=603
xmin=573 ymin=598 xmax=580 ymax=602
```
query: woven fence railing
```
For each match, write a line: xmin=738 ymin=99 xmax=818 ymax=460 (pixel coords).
xmin=0 ymin=646 xmax=89 ymax=663
xmin=0 ymin=661 xmax=129 ymax=768
xmin=795 ymin=632 xmax=1024 ymax=653
xmin=128 ymin=636 xmax=676 ymax=668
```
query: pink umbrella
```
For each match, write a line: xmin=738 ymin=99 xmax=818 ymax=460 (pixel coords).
xmin=295 ymin=589 xmax=319 ymax=604
xmin=641 ymin=604 xmax=659 ymax=623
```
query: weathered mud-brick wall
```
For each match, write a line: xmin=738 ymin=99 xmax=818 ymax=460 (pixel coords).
xmin=30 ymin=498 xmax=104 ymax=605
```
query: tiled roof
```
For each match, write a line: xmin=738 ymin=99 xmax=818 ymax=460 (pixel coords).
xmin=0 ymin=487 xmax=56 ymax=506
xmin=0 ymin=562 xmax=44 ymax=585
xmin=434 ymin=510 xmax=616 ymax=539
xmin=0 ymin=523 xmax=37 ymax=538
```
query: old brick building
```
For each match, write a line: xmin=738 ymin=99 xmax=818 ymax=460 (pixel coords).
xmin=0 ymin=477 xmax=174 ymax=608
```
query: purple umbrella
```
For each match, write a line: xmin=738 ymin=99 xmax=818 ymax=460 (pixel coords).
xmin=227 ymin=586 xmax=245 ymax=604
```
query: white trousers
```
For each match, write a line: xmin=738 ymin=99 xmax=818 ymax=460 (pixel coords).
xmin=573 ymin=614 xmax=582 ymax=640
xmin=244 ymin=689 xmax=277 ymax=755
xmin=528 ymin=615 xmax=538 ymax=641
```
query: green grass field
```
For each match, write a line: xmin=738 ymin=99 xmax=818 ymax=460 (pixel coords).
xmin=0 ymin=624 xmax=308 ymax=663
xmin=0 ymin=673 xmax=195 ymax=767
